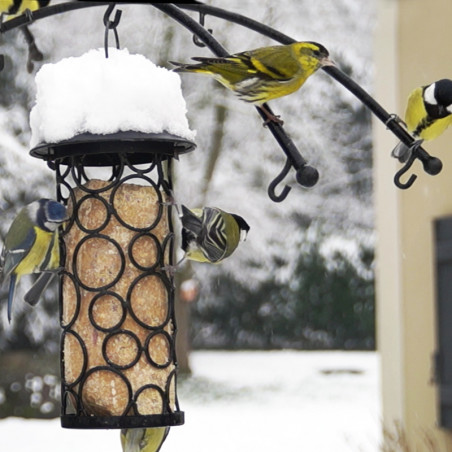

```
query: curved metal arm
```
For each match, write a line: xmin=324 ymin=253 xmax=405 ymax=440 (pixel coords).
xmin=0 ymin=1 xmax=441 ymax=191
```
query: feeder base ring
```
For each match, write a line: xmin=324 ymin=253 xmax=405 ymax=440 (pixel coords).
xmin=61 ymin=412 xmax=185 ymax=429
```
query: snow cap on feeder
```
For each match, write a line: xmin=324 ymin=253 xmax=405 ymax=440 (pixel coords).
xmin=29 ymin=47 xmax=196 ymax=165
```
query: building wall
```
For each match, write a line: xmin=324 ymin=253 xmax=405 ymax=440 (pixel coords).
xmin=375 ymin=0 xmax=452 ymax=447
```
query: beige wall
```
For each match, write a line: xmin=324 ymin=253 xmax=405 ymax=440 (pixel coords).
xmin=375 ymin=0 xmax=452 ymax=448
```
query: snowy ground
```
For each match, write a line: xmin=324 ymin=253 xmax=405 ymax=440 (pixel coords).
xmin=1 ymin=350 xmax=381 ymax=452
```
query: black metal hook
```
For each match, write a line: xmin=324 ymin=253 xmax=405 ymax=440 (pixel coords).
xmin=193 ymin=12 xmax=213 ymax=48
xmin=268 ymin=158 xmax=292 ymax=202
xmin=394 ymin=151 xmax=417 ymax=189
xmin=104 ymin=3 xmax=122 ymax=58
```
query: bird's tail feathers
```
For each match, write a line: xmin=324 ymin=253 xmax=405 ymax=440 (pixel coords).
xmin=169 ymin=61 xmax=192 ymax=72
xmin=24 ymin=272 xmax=55 ymax=306
xmin=170 ymin=60 xmax=212 ymax=74
xmin=181 ymin=228 xmax=191 ymax=254
xmin=180 ymin=206 xmax=203 ymax=235
xmin=7 ymin=274 xmax=17 ymax=323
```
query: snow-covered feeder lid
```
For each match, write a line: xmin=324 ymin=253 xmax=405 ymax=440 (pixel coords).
xmin=29 ymin=48 xmax=196 ymax=166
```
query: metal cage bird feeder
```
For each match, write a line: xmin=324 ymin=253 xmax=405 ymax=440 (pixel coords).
xmin=31 ymin=131 xmax=194 ymax=429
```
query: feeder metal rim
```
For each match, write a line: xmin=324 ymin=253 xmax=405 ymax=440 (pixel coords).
xmin=29 ymin=131 xmax=196 ymax=165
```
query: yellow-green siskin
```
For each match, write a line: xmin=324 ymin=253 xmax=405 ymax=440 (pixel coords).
xmin=171 ymin=41 xmax=334 ymax=124
xmin=180 ymin=205 xmax=250 ymax=264
xmin=392 ymin=79 xmax=452 ymax=162
xmin=120 ymin=427 xmax=169 ymax=452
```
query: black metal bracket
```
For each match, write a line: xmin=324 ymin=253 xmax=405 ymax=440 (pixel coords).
xmin=174 ymin=2 xmax=443 ymax=191
xmin=393 ymin=145 xmax=443 ymax=189
xmin=0 ymin=1 xmax=442 ymax=194
xmin=192 ymin=11 xmax=212 ymax=48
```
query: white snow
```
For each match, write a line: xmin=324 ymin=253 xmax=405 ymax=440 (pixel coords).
xmin=0 ymin=351 xmax=381 ymax=452
xmin=29 ymin=47 xmax=196 ymax=148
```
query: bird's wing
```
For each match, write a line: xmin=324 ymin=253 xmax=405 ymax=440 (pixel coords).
xmin=242 ymin=45 xmax=301 ymax=80
xmin=2 ymin=227 xmax=37 ymax=278
xmin=190 ymin=45 xmax=298 ymax=84
xmin=200 ymin=208 xmax=227 ymax=263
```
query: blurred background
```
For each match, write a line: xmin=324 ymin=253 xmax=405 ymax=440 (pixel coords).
xmin=0 ymin=0 xmax=377 ymax=449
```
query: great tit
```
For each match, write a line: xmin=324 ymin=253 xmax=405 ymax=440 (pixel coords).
xmin=180 ymin=205 xmax=250 ymax=264
xmin=392 ymin=79 xmax=452 ymax=162
xmin=0 ymin=199 xmax=67 ymax=322
xmin=120 ymin=427 xmax=169 ymax=452
xmin=171 ymin=41 xmax=334 ymax=124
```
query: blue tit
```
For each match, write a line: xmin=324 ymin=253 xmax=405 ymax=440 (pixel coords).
xmin=180 ymin=205 xmax=250 ymax=264
xmin=0 ymin=199 xmax=67 ymax=322
xmin=392 ymin=79 xmax=452 ymax=162
xmin=120 ymin=427 xmax=170 ymax=452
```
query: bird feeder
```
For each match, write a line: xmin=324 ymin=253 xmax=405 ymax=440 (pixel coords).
xmin=28 ymin=48 xmax=195 ymax=429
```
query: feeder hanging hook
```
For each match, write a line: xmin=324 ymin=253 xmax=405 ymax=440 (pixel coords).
xmin=104 ymin=3 xmax=122 ymax=58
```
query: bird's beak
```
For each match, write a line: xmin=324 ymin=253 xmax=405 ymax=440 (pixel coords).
xmin=321 ymin=56 xmax=336 ymax=67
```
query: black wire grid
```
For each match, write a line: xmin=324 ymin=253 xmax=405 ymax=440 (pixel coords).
xmin=31 ymin=133 xmax=194 ymax=429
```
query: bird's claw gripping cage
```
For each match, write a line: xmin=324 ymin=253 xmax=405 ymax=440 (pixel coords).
xmin=31 ymin=131 xmax=194 ymax=428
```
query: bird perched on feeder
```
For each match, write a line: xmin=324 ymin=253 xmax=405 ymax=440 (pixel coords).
xmin=171 ymin=41 xmax=334 ymax=124
xmin=121 ymin=427 xmax=169 ymax=452
xmin=0 ymin=199 xmax=67 ymax=322
xmin=0 ymin=1 xmax=51 ymax=73
xmin=180 ymin=205 xmax=250 ymax=264
xmin=392 ymin=79 xmax=452 ymax=162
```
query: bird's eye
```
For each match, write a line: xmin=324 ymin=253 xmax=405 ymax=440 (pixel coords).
xmin=312 ymin=49 xmax=321 ymax=57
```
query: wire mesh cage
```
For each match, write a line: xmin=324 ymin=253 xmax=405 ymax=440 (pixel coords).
xmin=30 ymin=131 xmax=195 ymax=429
